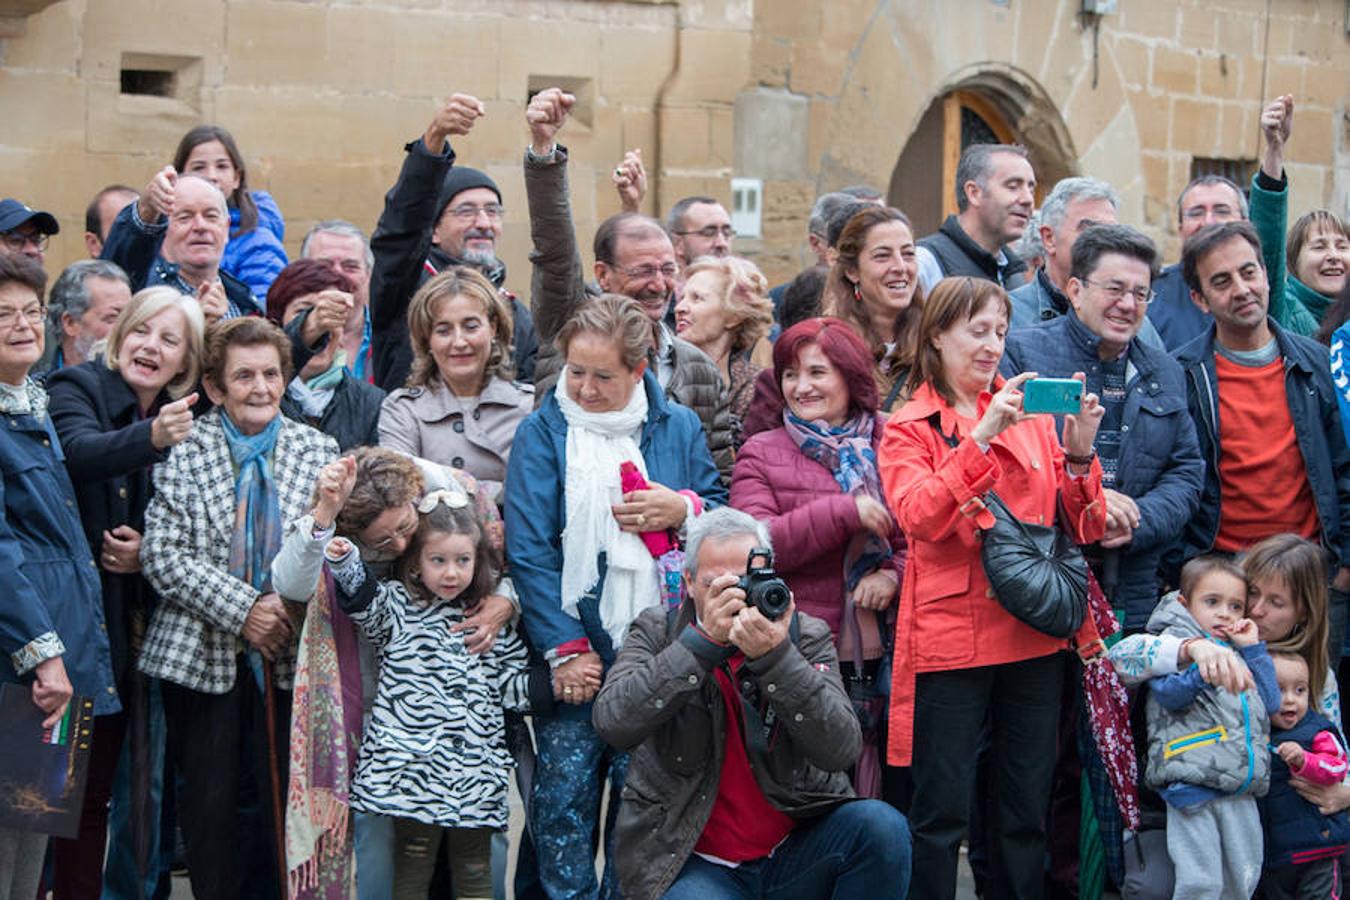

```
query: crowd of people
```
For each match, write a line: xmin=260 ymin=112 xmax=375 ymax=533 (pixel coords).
xmin=0 ymin=81 xmax=1348 ymax=900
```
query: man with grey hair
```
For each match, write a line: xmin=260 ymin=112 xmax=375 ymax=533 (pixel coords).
xmin=100 ymin=171 xmax=260 ymax=319
xmin=593 ymin=506 xmax=911 ymax=899
xmin=40 ymin=259 xmax=132 ymax=373
xmin=1007 ymin=176 xmax=1164 ymax=349
xmin=915 ymin=143 xmax=1034 ymax=294
xmin=302 ymin=220 xmax=377 ymax=381
xmin=1146 ymin=173 xmax=1250 ymax=350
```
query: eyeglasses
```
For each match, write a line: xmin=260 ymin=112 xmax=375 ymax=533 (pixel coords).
xmin=0 ymin=304 xmax=46 ymax=330
xmin=448 ymin=203 xmax=504 ymax=221
xmin=369 ymin=507 xmax=419 ymax=551
xmin=1081 ymin=278 xmax=1154 ymax=306
xmin=1181 ymin=206 xmax=1236 ymax=221
xmin=674 ymin=225 xmax=736 ymax=240
xmin=619 ymin=262 xmax=679 ymax=282
xmin=1 ymin=231 xmax=49 ymax=253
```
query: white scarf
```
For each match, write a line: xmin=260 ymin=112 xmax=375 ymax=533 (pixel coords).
xmin=556 ymin=376 xmax=661 ymax=650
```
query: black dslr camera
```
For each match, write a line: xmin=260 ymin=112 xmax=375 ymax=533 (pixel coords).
xmin=737 ymin=548 xmax=791 ymax=620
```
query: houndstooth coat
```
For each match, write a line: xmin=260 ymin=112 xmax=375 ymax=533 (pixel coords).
xmin=138 ymin=411 xmax=338 ymax=693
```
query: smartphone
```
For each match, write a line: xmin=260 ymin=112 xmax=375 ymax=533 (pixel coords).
xmin=1021 ymin=377 xmax=1083 ymax=415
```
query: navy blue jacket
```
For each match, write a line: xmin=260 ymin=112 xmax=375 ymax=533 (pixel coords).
xmin=504 ymin=372 xmax=726 ymax=718
xmin=1145 ymin=264 xmax=1211 ymax=352
xmin=0 ymin=388 xmax=118 ymax=715
xmin=1002 ymin=312 xmax=1204 ymax=629
xmin=1174 ymin=320 xmax=1350 ymax=575
xmin=100 ymin=202 xmax=261 ymax=318
xmin=46 ymin=361 xmax=170 ymax=691
xmin=1007 ymin=269 xmax=1166 ymax=350
xmin=1260 ymin=710 xmax=1350 ymax=868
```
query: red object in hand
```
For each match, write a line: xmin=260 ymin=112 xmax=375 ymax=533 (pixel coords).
xmin=620 ymin=461 xmax=676 ymax=556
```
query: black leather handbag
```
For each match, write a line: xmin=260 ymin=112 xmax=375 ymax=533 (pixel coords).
xmin=935 ymin=423 xmax=1088 ymax=638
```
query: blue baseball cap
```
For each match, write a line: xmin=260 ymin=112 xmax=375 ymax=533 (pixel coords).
xmin=0 ymin=198 xmax=59 ymax=235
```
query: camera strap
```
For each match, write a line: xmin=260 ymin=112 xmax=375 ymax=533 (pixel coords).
xmin=664 ymin=605 xmax=801 ymax=756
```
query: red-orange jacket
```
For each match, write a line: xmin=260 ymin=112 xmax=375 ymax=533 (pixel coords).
xmin=878 ymin=381 xmax=1105 ymax=765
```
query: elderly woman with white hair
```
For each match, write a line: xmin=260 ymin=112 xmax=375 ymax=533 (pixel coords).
xmin=672 ymin=255 xmax=774 ymax=446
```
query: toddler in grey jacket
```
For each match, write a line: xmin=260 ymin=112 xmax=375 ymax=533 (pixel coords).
xmin=1145 ymin=556 xmax=1280 ymax=899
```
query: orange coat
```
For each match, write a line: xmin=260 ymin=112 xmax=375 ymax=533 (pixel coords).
xmin=878 ymin=381 xmax=1105 ymax=766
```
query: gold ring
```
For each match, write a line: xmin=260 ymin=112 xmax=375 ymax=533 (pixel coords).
xmin=636 ymin=514 xmax=647 ymax=527
xmin=564 ymin=686 xmax=574 ymax=694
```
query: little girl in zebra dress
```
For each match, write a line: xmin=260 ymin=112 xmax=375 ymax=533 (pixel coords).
xmin=325 ymin=488 xmax=554 ymax=900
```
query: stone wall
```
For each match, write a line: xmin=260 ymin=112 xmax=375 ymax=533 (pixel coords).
xmin=746 ymin=0 xmax=1350 ymax=281
xmin=0 ymin=0 xmax=751 ymax=285
xmin=1 ymin=0 xmax=1346 ymax=290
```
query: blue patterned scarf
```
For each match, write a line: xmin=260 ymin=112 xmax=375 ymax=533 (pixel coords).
xmin=781 ymin=410 xmax=892 ymax=592
xmin=221 ymin=411 xmax=284 ymax=687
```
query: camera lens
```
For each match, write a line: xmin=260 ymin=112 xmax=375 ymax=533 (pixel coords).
xmin=752 ymin=579 xmax=792 ymax=620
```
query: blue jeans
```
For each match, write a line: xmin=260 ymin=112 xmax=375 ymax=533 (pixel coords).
xmin=354 ymin=812 xmax=394 ymax=900
xmin=530 ymin=716 xmax=628 ymax=900
xmin=662 ymin=800 xmax=911 ymax=899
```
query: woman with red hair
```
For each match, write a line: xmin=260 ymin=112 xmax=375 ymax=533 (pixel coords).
xmin=729 ymin=317 xmax=906 ymax=800
xmin=266 ymin=258 xmax=385 ymax=450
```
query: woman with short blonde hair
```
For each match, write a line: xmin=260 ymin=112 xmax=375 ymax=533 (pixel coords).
xmin=674 ymin=256 xmax=774 ymax=444
xmin=46 ymin=283 xmax=208 ymax=895
xmin=103 ymin=286 xmax=205 ymax=399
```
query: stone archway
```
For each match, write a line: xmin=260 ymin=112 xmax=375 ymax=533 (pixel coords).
xmin=889 ymin=65 xmax=1081 ymax=235
xmin=808 ymin=2 xmax=1146 ymax=245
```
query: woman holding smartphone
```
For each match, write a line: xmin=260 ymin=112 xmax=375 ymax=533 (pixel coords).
xmin=877 ymin=276 xmax=1106 ymax=898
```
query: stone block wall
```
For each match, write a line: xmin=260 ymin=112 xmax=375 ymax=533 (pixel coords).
xmin=1 ymin=0 xmax=1346 ymax=293
xmin=0 ymin=0 xmax=750 ymax=288
xmin=747 ymin=0 xmax=1350 ymax=281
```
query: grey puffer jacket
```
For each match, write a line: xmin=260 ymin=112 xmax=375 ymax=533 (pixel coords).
xmin=592 ymin=603 xmax=860 ymax=900
xmin=523 ymin=145 xmax=733 ymax=482
xmin=1143 ymin=596 xmax=1271 ymax=798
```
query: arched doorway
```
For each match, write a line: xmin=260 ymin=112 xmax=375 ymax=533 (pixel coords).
xmin=889 ymin=73 xmax=1077 ymax=236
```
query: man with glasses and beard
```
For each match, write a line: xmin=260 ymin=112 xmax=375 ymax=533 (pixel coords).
xmin=368 ymin=92 xmax=539 ymax=390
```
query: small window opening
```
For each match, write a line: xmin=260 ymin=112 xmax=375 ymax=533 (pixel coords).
xmin=120 ymin=69 xmax=176 ymax=98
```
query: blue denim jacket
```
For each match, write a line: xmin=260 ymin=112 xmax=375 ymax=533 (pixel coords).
xmin=0 ymin=388 xmax=118 ymax=714
xmin=1002 ymin=311 xmax=1204 ymax=629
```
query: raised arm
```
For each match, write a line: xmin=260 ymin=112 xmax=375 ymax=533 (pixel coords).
xmin=1252 ymin=96 xmax=1318 ymax=335
xmin=369 ymin=93 xmax=485 ymax=388
xmin=46 ymin=371 xmax=168 ymax=482
xmin=100 ymin=167 xmax=177 ymax=291
xmin=523 ymin=88 xmax=588 ymax=346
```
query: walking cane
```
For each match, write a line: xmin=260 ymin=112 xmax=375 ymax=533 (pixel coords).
xmin=262 ymin=657 xmax=289 ymax=900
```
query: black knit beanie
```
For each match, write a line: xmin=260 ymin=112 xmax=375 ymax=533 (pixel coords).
xmin=435 ymin=167 xmax=503 ymax=223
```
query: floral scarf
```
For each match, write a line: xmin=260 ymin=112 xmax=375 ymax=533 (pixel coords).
xmin=286 ymin=568 xmax=361 ymax=899
xmin=782 ymin=409 xmax=892 ymax=594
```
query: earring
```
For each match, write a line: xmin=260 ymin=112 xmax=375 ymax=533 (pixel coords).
xmin=852 ymin=282 xmax=862 ymax=302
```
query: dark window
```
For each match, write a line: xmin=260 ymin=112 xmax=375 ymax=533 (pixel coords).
xmin=961 ymin=106 xmax=1002 ymax=150
xmin=120 ymin=69 xmax=175 ymax=98
xmin=1190 ymin=157 xmax=1257 ymax=200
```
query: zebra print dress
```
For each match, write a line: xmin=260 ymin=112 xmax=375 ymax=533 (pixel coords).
xmin=330 ymin=552 xmax=531 ymax=828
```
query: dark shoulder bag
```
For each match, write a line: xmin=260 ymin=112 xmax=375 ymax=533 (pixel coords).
xmin=932 ymin=419 xmax=1088 ymax=638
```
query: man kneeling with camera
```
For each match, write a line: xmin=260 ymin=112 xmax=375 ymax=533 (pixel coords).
xmin=593 ymin=507 xmax=911 ymax=899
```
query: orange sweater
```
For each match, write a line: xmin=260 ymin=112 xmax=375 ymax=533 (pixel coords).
xmin=879 ymin=382 xmax=1105 ymax=766
xmin=1213 ymin=354 xmax=1320 ymax=550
